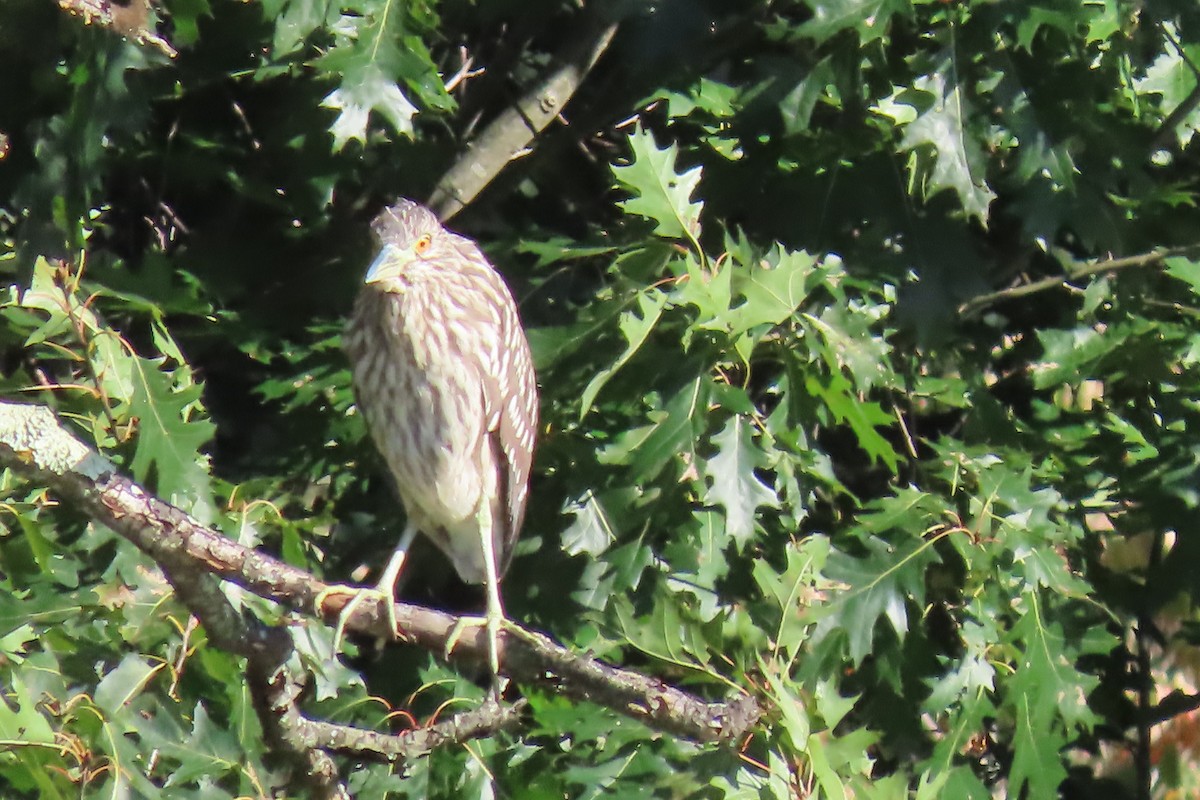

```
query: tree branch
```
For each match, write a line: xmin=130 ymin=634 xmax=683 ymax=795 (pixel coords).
xmin=156 ymin=561 xmax=351 ymax=799
xmin=427 ymin=12 xmax=619 ymax=222
xmin=296 ymin=698 xmax=527 ymax=760
xmin=0 ymin=401 xmax=760 ymax=747
xmin=957 ymin=244 xmax=1200 ymax=318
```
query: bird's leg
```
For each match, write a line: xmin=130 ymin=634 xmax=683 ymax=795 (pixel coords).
xmin=443 ymin=504 xmax=506 ymax=697
xmin=318 ymin=521 xmax=418 ymax=652
xmin=479 ymin=503 xmax=505 ymax=694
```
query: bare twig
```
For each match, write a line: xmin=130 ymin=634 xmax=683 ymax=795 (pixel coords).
xmin=0 ymin=401 xmax=761 ymax=746
xmin=444 ymin=50 xmax=484 ymax=94
xmin=427 ymin=14 xmax=620 ymax=221
xmin=957 ymin=245 xmax=1200 ymax=318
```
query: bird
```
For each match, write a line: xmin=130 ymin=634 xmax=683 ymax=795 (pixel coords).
xmin=335 ymin=198 xmax=539 ymax=685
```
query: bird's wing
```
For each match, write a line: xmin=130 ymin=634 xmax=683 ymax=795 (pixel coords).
xmin=479 ymin=311 xmax=538 ymax=576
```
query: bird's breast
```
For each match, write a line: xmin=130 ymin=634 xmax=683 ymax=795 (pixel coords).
xmin=347 ymin=289 xmax=494 ymax=526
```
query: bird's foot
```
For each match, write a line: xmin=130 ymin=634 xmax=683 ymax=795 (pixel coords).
xmin=443 ymin=614 xmax=491 ymax=663
xmin=314 ymin=583 xmax=399 ymax=653
xmin=444 ymin=614 xmax=510 ymax=699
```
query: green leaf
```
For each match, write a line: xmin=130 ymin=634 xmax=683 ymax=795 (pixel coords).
xmin=805 ymin=301 xmax=893 ymax=391
xmin=1165 ymin=256 xmax=1200 ymax=296
xmin=678 ymin=251 xmax=732 ymax=328
xmin=656 ymin=78 xmax=739 ymax=120
xmin=758 ymin=659 xmax=811 ymax=747
xmin=601 ymin=376 xmax=711 ymax=484
xmin=1007 ymin=594 xmax=1107 ymax=732
xmin=127 ymin=356 xmax=215 ymax=516
xmin=561 ymin=490 xmax=618 ymax=557
xmin=1003 ymin=593 xmax=1114 ymax=798
xmin=797 ymin=0 xmax=913 ymax=44
xmin=168 ymin=704 xmax=243 ymax=785
xmin=1032 ymin=324 xmax=1137 ymax=388
xmin=723 ymin=246 xmax=821 ymax=337
xmin=579 ymin=288 xmax=666 ymax=417
xmin=1137 ymin=31 xmax=1200 ymax=147
xmin=664 ymin=510 xmax=735 ymax=620
xmin=923 ymin=621 xmax=997 ymax=713
xmin=95 ymin=654 xmax=159 ymax=713
xmin=613 ymin=591 xmax=714 ymax=672
xmin=778 ymin=56 xmax=836 ymax=135
xmin=888 ymin=68 xmax=996 ymax=223
xmin=266 ymin=0 xmax=339 ymax=53
xmin=1083 ymin=0 xmax=1122 ymax=43
xmin=322 ymin=63 xmax=418 ymax=150
xmin=805 ymin=371 xmax=900 ymax=472
xmin=1014 ymin=5 xmax=1080 ymax=51
xmin=705 ymin=415 xmax=778 ymax=547
xmin=306 ymin=0 xmax=451 ymax=150
xmin=169 ymin=0 xmax=212 ymax=47
xmin=1102 ymin=412 xmax=1159 ymax=464
xmin=0 ymin=674 xmax=55 ymax=744
xmin=613 ymin=125 xmax=704 ymax=244
xmin=810 ymin=533 xmax=939 ymax=664
xmin=753 ymin=537 xmax=830 ymax=660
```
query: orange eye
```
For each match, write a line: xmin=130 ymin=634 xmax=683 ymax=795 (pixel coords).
xmin=414 ymin=234 xmax=433 ymax=255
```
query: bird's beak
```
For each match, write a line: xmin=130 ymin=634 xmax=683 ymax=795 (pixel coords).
xmin=364 ymin=244 xmax=414 ymax=284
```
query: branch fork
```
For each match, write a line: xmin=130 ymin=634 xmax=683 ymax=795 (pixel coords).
xmin=0 ymin=401 xmax=760 ymax=795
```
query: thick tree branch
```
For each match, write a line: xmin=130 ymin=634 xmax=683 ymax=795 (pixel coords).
xmin=957 ymin=244 xmax=1200 ymax=318
xmin=427 ymin=13 xmax=619 ymax=222
xmin=0 ymin=401 xmax=760 ymax=746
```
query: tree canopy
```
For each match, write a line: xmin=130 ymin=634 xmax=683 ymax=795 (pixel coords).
xmin=4 ymin=0 xmax=1200 ymax=797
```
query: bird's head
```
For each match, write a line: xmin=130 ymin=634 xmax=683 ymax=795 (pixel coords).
xmin=364 ymin=199 xmax=443 ymax=286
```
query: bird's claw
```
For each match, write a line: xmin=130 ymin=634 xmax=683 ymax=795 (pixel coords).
xmin=444 ymin=614 xmax=517 ymax=699
xmin=443 ymin=615 xmax=485 ymax=660
xmin=315 ymin=583 xmax=399 ymax=653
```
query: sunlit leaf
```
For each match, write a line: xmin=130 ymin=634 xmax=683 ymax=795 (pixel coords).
xmin=322 ymin=63 xmax=418 ymax=149
xmin=613 ymin=125 xmax=704 ymax=244
xmin=127 ymin=356 xmax=215 ymax=517
xmin=705 ymin=415 xmax=778 ymax=547
xmin=886 ymin=67 xmax=996 ymax=223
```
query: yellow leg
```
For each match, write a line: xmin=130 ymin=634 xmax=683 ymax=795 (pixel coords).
xmin=318 ymin=522 xmax=418 ymax=652
xmin=478 ymin=502 xmax=504 ymax=688
xmin=443 ymin=504 xmax=506 ymax=696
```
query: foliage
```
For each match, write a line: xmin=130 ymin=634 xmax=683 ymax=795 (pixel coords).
xmin=5 ymin=0 xmax=1200 ymax=797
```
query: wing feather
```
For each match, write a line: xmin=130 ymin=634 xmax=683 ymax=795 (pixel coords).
xmin=479 ymin=303 xmax=537 ymax=576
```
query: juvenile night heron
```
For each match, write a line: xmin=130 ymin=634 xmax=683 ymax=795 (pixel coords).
xmin=337 ymin=198 xmax=538 ymax=682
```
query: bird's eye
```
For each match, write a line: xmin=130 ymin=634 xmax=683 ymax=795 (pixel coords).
xmin=414 ymin=234 xmax=433 ymax=255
